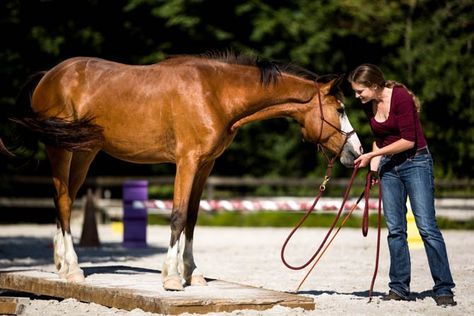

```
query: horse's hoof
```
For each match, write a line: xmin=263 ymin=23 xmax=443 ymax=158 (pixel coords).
xmin=186 ymin=274 xmax=207 ymax=286
xmin=163 ymin=276 xmax=184 ymax=291
xmin=66 ymin=269 xmax=85 ymax=283
xmin=58 ymin=270 xmax=68 ymax=280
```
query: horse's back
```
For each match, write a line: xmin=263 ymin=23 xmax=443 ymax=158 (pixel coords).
xmin=32 ymin=57 xmax=127 ymax=116
xmin=29 ymin=56 xmax=222 ymax=162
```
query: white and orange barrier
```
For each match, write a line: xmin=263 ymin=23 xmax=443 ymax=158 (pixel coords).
xmin=132 ymin=197 xmax=380 ymax=213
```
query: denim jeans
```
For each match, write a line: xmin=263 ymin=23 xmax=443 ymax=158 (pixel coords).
xmin=378 ymin=150 xmax=455 ymax=298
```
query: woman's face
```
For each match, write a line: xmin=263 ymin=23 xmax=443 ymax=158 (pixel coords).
xmin=351 ymin=82 xmax=376 ymax=104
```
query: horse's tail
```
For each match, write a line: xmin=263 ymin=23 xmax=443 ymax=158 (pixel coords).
xmin=0 ymin=72 xmax=104 ymax=159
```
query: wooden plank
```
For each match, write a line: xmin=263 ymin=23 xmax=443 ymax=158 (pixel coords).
xmin=0 ymin=266 xmax=314 ymax=314
xmin=0 ymin=297 xmax=29 ymax=315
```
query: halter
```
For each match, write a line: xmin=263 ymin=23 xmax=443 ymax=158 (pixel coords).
xmin=313 ymin=82 xmax=356 ymax=190
xmin=314 ymin=82 xmax=356 ymax=160
xmin=280 ymin=82 xmax=360 ymax=271
xmin=281 ymin=82 xmax=383 ymax=302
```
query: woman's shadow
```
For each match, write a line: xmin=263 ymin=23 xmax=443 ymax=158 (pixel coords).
xmin=298 ymin=289 xmax=434 ymax=301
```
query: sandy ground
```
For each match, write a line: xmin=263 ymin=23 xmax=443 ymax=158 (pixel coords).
xmin=0 ymin=222 xmax=472 ymax=316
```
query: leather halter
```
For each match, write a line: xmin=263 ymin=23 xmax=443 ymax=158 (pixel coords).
xmin=280 ymin=83 xmax=383 ymax=302
xmin=313 ymin=82 xmax=356 ymax=190
xmin=314 ymin=82 xmax=356 ymax=144
xmin=280 ymin=82 xmax=359 ymax=271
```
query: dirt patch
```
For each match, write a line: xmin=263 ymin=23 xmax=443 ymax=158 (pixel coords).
xmin=0 ymin=224 xmax=471 ymax=315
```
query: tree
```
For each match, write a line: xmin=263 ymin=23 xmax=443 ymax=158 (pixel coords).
xmin=0 ymin=0 xmax=472 ymax=180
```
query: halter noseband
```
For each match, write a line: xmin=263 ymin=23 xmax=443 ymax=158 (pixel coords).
xmin=314 ymin=82 xmax=356 ymax=164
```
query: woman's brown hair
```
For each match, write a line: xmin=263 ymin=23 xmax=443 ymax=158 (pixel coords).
xmin=348 ymin=63 xmax=421 ymax=112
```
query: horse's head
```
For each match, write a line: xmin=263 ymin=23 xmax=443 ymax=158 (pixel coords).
xmin=299 ymin=75 xmax=362 ymax=167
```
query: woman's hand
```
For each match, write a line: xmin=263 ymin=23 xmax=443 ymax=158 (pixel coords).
xmin=369 ymin=170 xmax=380 ymax=187
xmin=354 ymin=152 xmax=373 ymax=168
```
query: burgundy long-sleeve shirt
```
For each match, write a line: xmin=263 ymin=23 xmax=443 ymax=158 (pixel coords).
xmin=364 ymin=86 xmax=427 ymax=150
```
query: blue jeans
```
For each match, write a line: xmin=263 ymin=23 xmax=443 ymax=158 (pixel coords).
xmin=378 ymin=150 xmax=455 ymax=298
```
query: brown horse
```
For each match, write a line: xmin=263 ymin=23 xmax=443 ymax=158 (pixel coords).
xmin=1 ymin=53 xmax=362 ymax=290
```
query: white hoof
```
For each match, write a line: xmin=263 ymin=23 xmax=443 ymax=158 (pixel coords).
xmin=66 ymin=267 xmax=85 ymax=283
xmin=163 ymin=275 xmax=184 ymax=291
xmin=186 ymin=274 xmax=207 ymax=286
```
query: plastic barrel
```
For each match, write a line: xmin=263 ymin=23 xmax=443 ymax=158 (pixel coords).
xmin=122 ymin=180 xmax=148 ymax=248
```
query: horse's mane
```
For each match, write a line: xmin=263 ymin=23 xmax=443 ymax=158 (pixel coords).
xmin=166 ymin=51 xmax=342 ymax=97
xmin=166 ymin=50 xmax=320 ymax=86
xmin=200 ymin=50 xmax=320 ymax=86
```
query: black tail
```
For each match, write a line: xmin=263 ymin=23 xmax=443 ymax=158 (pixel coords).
xmin=0 ymin=72 xmax=104 ymax=159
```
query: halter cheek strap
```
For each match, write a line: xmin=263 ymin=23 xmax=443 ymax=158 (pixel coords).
xmin=314 ymin=82 xmax=356 ymax=165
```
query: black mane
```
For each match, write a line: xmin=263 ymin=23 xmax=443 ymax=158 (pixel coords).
xmin=201 ymin=50 xmax=319 ymax=86
xmin=168 ymin=50 xmax=342 ymax=97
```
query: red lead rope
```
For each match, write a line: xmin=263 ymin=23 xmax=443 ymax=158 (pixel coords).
xmin=281 ymin=166 xmax=383 ymax=302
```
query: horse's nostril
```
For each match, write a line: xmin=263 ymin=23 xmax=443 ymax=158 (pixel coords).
xmin=359 ymin=146 xmax=364 ymax=154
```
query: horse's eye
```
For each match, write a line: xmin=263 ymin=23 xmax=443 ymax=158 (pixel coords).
xmin=337 ymin=107 xmax=345 ymax=115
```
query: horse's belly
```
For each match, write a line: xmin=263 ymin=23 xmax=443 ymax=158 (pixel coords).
xmin=102 ymin=139 xmax=175 ymax=164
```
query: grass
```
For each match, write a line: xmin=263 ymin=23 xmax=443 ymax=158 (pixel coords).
xmin=194 ymin=212 xmax=384 ymax=228
xmin=147 ymin=211 xmax=474 ymax=230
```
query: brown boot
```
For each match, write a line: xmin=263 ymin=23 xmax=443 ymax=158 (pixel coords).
xmin=382 ymin=290 xmax=410 ymax=301
xmin=434 ymin=295 xmax=457 ymax=306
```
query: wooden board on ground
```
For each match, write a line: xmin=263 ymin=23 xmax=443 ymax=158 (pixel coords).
xmin=0 ymin=265 xmax=314 ymax=314
xmin=0 ymin=296 xmax=29 ymax=315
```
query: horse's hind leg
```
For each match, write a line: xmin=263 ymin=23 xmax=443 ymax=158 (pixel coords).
xmin=68 ymin=150 xmax=99 ymax=202
xmin=182 ymin=160 xmax=215 ymax=286
xmin=48 ymin=148 xmax=97 ymax=282
xmin=46 ymin=147 xmax=82 ymax=281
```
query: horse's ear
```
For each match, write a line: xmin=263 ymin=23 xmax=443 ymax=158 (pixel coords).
xmin=317 ymin=74 xmax=343 ymax=96
xmin=319 ymin=75 xmax=345 ymax=102
xmin=328 ymin=74 xmax=344 ymax=96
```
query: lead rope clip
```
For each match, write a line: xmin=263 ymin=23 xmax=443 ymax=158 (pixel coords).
xmin=319 ymin=175 xmax=330 ymax=191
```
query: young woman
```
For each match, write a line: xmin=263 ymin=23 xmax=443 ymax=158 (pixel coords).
xmin=348 ymin=64 xmax=456 ymax=306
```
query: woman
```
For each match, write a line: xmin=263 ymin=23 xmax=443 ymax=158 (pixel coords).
xmin=348 ymin=64 xmax=456 ymax=306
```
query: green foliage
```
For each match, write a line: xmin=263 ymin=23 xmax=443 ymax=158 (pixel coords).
xmin=158 ymin=211 xmax=383 ymax=228
xmin=435 ymin=217 xmax=474 ymax=230
xmin=148 ymin=211 xmax=473 ymax=230
xmin=148 ymin=184 xmax=174 ymax=199
xmin=0 ymin=0 xmax=472 ymax=180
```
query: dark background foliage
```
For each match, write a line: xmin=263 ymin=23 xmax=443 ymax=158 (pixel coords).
xmin=1 ymin=0 xmax=472 ymax=181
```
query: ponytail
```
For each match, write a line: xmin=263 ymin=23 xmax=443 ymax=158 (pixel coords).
xmin=384 ymin=80 xmax=422 ymax=112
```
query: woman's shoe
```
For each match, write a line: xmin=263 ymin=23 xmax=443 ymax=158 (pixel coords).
xmin=382 ymin=290 xmax=410 ymax=301
xmin=435 ymin=295 xmax=457 ymax=306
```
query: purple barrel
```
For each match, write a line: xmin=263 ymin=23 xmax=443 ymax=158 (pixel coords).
xmin=122 ymin=180 xmax=148 ymax=248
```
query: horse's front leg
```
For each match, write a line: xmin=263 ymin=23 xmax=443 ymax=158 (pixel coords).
xmin=162 ymin=157 xmax=199 ymax=291
xmin=182 ymin=160 xmax=215 ymax=286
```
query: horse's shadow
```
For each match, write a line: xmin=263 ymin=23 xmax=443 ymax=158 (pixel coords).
xmin=0 ymin=236 xmax=167 ymax=269
xmin=82 ymin=264 xmax=161 ymax=277
xmin=297 ymin=289 xmax=434 ymax=300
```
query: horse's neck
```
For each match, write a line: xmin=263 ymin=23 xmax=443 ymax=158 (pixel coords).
xmin=226 ymin=73 xmax=316 ymax=132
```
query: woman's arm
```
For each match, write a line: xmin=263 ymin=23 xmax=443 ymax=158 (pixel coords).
xmin=355 ymin=138 xmax=414 ymax=168
xmin=369 ymin=142 xmax=382 ymax=172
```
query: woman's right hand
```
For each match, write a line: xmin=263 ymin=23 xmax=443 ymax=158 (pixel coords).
xmin=354 ymin=152 xmax=373 ymax=168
